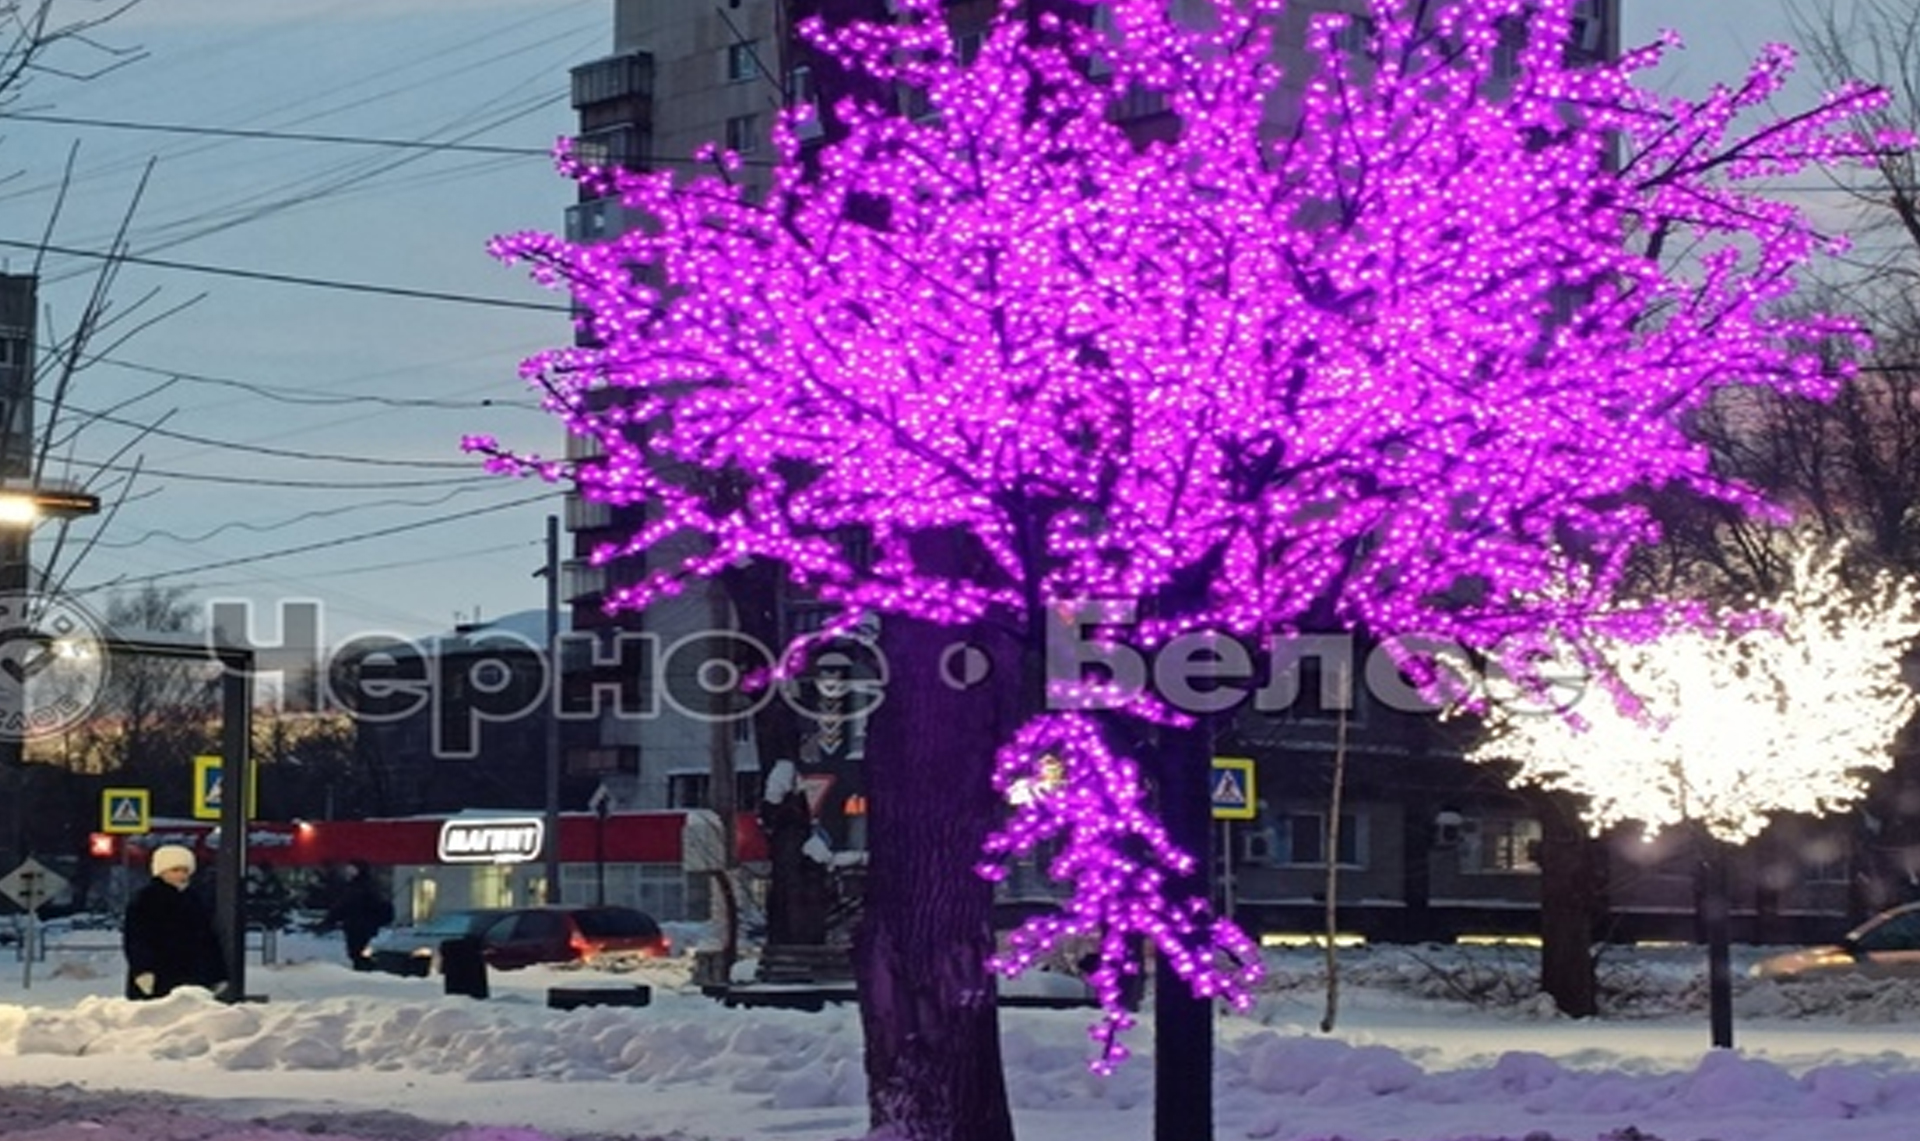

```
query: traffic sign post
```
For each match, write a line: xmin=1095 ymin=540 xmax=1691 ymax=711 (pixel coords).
xmin=1211 ymin=758 xmax=1258 ymax=925
xmin=0 ymin=857 xmax=69 ymax=988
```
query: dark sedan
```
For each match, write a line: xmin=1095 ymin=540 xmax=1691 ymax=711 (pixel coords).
xmin=362 ymin=905 xmax=671 ymax=975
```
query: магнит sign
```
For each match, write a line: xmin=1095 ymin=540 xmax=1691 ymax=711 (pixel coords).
xmin=436 ymin=817 xmax=544 ymax=864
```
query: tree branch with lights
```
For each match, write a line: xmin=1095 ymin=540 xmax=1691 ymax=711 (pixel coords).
xmin=476 ymin=0 xmax=1901 ymax=1084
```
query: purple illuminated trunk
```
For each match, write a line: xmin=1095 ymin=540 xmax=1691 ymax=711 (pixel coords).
xmin=854 ymin=606 xmax=1019 ymax=1141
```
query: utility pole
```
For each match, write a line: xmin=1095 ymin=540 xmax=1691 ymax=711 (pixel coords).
xmin=543 ymin=514 xmax=563 ymax=904
xmin=0 ymin=274 xmax=36 ymax=871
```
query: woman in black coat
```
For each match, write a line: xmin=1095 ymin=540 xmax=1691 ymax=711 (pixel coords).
xmin=123 ymin=845 xmax=227 ymax=1000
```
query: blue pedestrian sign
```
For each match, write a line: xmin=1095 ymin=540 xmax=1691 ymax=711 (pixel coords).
xmin=193 ymin=755 xmax=257 ymax=821
xmin=1211 ymin=757 xmax=1257 ymax=820
xmin=101 ymin=788 xmax=150 ymax=835
xmin=193 ymin=755 xmax=222 ymax=820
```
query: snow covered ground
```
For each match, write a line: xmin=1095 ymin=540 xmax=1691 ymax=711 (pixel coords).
xmin=2 ymin=923 xmax=1919 ymax=1140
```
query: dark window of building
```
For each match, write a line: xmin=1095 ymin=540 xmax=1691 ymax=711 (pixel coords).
xmin=954 ymin=29 xmax=984 ymax=66
xmin=1272 ymin=811 xmax=1365 ymax=868
xmin=1462 ymin=817 xmax=1542 ymax=874
xmin=727 ymin=41 xmax=758 ymax=83
xmin=1333 ymin=13 xmax=1377 ymax=54
xmin=725 ymin=113 xmax=759 ymax=154
xmin=667 ymin=773 xmax=709 ymax=808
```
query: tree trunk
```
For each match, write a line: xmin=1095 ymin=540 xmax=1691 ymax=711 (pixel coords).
xmin=1533 ymin=792 xmax=1600 ymax=1018
xmin=854 ymin=608 xmax=1017 ymax=1141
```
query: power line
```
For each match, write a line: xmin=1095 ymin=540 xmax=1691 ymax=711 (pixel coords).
xmin=0 ymin=111 xmax=553 ymax=156
xmin=67 ymin=488 xmax=560 ymax=596
xmin=91 ymin=485 xmax=515 ymax=550
xmin=60 ymin=457 xmax=500 ymax=490
xmin=44 ymin=395 xmax=479 ymax=468
xmin=43 ymin=346 xmax=515 ymax=410
xmin=0 ymin=238 xmax=570 ymax=313
xmin=182 ymin=538 xmax=543 ymax=593
xmin=0 ymin=109 xmax=781 ymax=172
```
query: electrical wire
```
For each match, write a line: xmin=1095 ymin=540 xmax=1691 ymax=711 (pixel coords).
xmin=0 ymin=112 xmax=551 ymax=156
xmin=90 ymin=484 xmax=516 ymax=550
xmin=0 ymin=109 xmax=782 ymax=171
xmin=66 ymin=487 xmax=561 ymax=596
xmin=58 ymin=457 xmax=503 ymax=490
xmin=1 ymin=238 xmax=569 ymax=312
xmin=39 ymin=345 xmax=522 ymax=410
xmin=40 ymin=395 xmax=481 ymax=468
xmin=181 ymin=538 xmax=543 ymax=591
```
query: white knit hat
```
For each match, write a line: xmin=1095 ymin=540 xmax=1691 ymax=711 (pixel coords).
xmin=150 ymin=845 xmax=196 ymax=877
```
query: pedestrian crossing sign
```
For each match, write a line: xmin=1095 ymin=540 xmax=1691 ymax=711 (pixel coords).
xmin=101 ymin=788 xmax=150 ymax=835
xmin=1210 ymin=757 xmax=1257 ymax=820
xmin=193 ymin=754 xmax=257 ymax=821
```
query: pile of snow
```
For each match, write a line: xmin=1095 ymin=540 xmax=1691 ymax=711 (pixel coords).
xmin=3 ymin=931 xmax=1920 ymax=1140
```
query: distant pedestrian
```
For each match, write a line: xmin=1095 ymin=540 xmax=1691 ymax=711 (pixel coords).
xmin=122 ymin=845 xmax=227 ymax=1001
xmin=322 ymin=859 xmax=393 ymax=969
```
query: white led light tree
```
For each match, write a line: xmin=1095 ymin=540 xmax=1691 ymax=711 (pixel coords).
xmin=1467 ymin=542 xmax=1920 ymax=1045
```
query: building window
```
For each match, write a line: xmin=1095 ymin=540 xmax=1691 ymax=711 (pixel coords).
xmin=954 ymin=29 xmax=984 ymax=66
xmin=787 ymin=65 xmax=814 ymax=108
xmin=574 ymin=125 xmax=648 ymax=170
xmin=1491 ymin=40 xmax=1520 ymax=81
xmin=1269 ymin=811 xmax=1366 ymax=868
xmin=725 ymin=113 xmax=759 ymax=154
xmin=1568 ymin=0 xmax=1605 ymax=55
xmin=1489 ymin=18 xmax=1524 ymax=81
xmin=636 ymin=866 xmax=692 ymax=921
xmin=1461 ymin=817 xmax=1542 ymax=874
xmin=666 ymin=772 xmax=710 ymax=808
xmin=1802 ymin=835 xmax=1851 ymax=884
xmin=1333 ymin=13 xmax=1377 ymax=55
xmin=727 ymin=41 xmax=758 ymax=83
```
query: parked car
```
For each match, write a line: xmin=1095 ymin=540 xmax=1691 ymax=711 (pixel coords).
xmin=362 ymin=908 xmax=511 ymax=976
xmin=483 ymin=905 xmax=671 ymax=970
xmin=1749 ymin=902 xmax=1920 ymax=980
xmin=361 ymin=905 xmax=671 ymax=976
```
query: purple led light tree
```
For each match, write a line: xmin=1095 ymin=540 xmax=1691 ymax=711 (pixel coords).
xmin=476 ymin=0 xmax=1896 ymax=1134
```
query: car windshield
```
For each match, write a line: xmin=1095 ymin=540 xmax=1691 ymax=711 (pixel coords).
xmin=415 ymin=911 xmax=500 ymax=936
xmin=1849 ymin=907 xmax=1920 ymax=952
xmin=571 ymin=908 xmax=660 ymax=939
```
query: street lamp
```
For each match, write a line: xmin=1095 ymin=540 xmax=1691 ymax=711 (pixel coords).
xmin=0 ymin=482 xmax=102 ymax=870
xmin=0 ymin=484 xmax=102 ymax=529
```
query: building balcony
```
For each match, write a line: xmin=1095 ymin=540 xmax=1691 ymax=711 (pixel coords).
xmin=571 ymin=51 xmax=653 ymax=111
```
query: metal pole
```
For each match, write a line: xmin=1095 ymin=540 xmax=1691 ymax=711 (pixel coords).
xmin=0 ymin=525 xmax=27 ymax=870
xmin=595 ymin=802 xmax=608 ymax=906
xmin=1701 ymin=831 xmax=1734 ymax=1048
xmin=217 ymin=657 xmax=252 ymax=1002
xmin=544 ymin=514 xmax=563 ymax=904
xmin=1219 ymin=820 xmax=1234 ymax=921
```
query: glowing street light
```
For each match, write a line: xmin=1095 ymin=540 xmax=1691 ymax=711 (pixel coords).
xmin=0 ymin=484 xmax=100 ymax=527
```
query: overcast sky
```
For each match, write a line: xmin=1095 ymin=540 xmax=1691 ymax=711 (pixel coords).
xmin=0 ymin=0 xmax=1874 ymax=648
